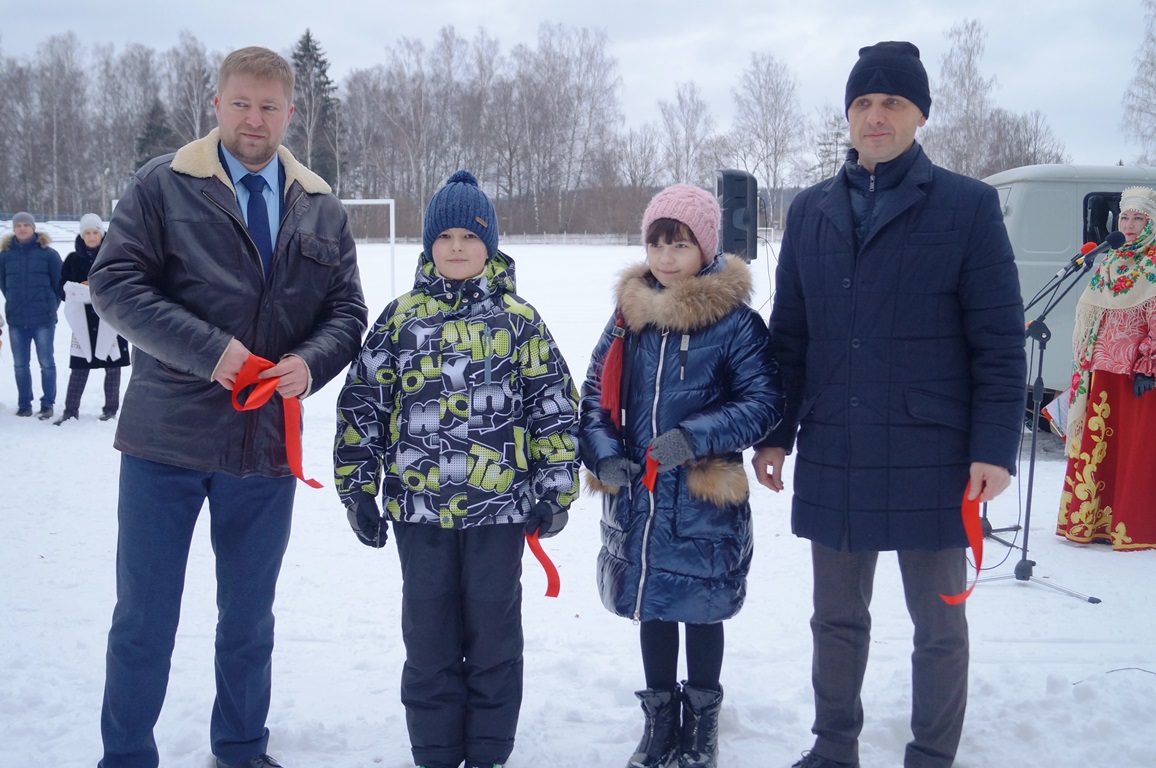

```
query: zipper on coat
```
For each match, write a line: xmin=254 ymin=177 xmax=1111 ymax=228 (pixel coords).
xmin=678 ymin=334 xmax=690 ymax=380
xmin=633 ymin=329 xmax=669 ymax=623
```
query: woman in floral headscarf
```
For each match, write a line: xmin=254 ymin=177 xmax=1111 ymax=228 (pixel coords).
xmin=1057 ymin=186 xmax=1156 ymax=550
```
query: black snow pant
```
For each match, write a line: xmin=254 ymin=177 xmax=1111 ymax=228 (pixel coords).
xmin=394 ymin=521 xmax=526 ymax=768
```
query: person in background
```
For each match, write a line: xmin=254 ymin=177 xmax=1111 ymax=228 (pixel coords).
xmin=0 ymin=211 xmax=63 ymax=419
xmin=55 ymin=213 xmax=130 ymax=425
xmin=334 ymin=170 xmax=579 ymax=768
xmin=580 ymin=184 xmax=783 ymax=768
xmin=89 ymin=46 xmax=366 ymax=768
xmin=1057 ymin=185 xmax=1156 ymax=551
xmin=751 ymin=41 xmax=1026 ymax=768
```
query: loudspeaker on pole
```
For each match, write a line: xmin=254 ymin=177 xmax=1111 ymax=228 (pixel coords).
xmin=715 ymin=169 xmax=758 ymax=262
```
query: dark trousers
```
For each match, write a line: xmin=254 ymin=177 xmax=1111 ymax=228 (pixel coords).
xmin=809 ymin=542 xmax=968 ymax=768
xmin=98 ymin=455 xmax=296 ymax=768
xmin=62 ymin=366 xmax=121 ymax=417
xmin=394 ymin=521 xmax=526 ymax=767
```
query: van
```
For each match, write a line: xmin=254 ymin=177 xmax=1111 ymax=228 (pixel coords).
xmin=981 ymin=164 xmax=1156 ymax=401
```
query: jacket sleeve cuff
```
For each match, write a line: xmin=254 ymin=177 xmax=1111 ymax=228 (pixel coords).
xmin=282 ymin=353 xmax=314 ymax=397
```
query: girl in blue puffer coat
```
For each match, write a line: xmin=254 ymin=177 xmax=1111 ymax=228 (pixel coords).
xmin=580 ymin=184 xmax=784 ymax=768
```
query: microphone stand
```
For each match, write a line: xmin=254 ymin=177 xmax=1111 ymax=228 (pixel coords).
xmin=978 ymin=255 xmax=1101 ymax=604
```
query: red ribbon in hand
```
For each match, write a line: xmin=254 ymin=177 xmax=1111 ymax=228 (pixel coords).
xmin=642 ymin=446 xmax=659 ymax=493
xmin=231 ymin=354 xmax=323 ymax=489
xmin=939 ymin=481 xmax=983 ymax=605
xmin=525 ymin=531 xmax=561 ymax=598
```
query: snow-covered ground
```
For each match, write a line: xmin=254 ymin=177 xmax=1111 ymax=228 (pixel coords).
xmin=1 ymin=239 xmax=1154 ymax=768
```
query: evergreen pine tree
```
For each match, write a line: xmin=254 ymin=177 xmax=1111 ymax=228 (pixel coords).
xmin=287 ymin=29 xmax=340 ymax=187
xmin=135 ymin=97 xmax=180 ymax=170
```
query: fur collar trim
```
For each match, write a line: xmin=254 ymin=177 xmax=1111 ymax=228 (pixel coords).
xmin=170 ymin=127 xmax=331 ymax=195
xmin=1 ymin=231 xmax=52 ymax=250
xmin=616 ymin=255 xmax=752 ymax=333
xmin=584 ymin=457 xmax=749 ymax=506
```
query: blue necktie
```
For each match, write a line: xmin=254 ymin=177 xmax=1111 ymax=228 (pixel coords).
xmin=240 ymin=173 xmax=273 ymax=273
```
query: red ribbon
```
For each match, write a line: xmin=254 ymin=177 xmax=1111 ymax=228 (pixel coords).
xmin=525 ymin=531 xmax=560 ymax=598
xmin=939 ymin=481 xmax=982 ymax=605
xmin=231 ymin=354 xmax=323 ymax=489
xmin=642 ymin=446 xmax=659 ymax=492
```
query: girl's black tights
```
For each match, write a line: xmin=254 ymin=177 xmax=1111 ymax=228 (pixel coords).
xmin=639 ymin=618 xmax=724 ymax=691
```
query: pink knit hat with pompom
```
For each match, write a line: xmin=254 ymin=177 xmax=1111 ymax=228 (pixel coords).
xmin=641 ymin=183 xmax=721 ymax=260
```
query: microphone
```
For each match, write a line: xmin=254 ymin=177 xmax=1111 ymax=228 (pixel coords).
xmin=1055 ymin=231 xmax=1126 ymax=276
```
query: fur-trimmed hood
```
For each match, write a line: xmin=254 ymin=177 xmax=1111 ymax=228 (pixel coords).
xmin=1 ymin=231 xmax=52 ymax=251
xmin=616 ymin=255 xmax=752 ymax=333
xmin=170 ymin=127 xmax=331 ymax=196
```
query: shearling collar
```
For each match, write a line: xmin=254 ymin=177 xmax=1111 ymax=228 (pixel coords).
xmin=1 ymin=231 xmax=53 ymax=251
xmin=170 ymin=127 xmax=331 ymax=196
xmin=616 ymin=255 xmax=752 ymax=333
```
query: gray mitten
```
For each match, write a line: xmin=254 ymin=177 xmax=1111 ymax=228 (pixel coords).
xmin=595 ymin=456 xmax=640 ymax=486
xmin=648 ymin=429 xmax=695 ymax=471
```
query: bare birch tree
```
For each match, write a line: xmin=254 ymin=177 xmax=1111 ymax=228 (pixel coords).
xmin=161 ymin=31 xmax=215 ymax=146
xmin=1122 ymin=0 xmax=1156 ymax=163
xmin=920 ymin=19 xmax=996 ymax=177
xmin=731 ymin=52 xmax=802 ymax=227
xmin=659 ymin=81 xmax=715 ymax=186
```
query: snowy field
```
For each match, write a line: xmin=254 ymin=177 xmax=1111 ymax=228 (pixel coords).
xmin=1 ymin=237 xmax=1154 ymax=768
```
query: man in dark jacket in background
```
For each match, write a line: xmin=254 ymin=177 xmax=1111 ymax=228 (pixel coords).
xmin=0 ymin=211 xmax=63 ymax=419
xmin=752 ymin=42 xmax=1026 ymax=768
xmin=89 ymin=46 xmax=367 ymax=768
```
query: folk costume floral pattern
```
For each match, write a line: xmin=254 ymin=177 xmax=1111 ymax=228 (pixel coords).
xmin=1059 ymin=188 xmax=1156 ymax=551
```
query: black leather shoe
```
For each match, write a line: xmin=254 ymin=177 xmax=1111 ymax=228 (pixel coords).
xmin=53 ymin=413 xmax=77 ymax=426
xmin=99 ymin=409 xmax=117 ymax=421
xmin=215 ymin=755 xmax=283 ymax=768
xmin=37 ymin=407 xmax=54 ymax=421
xmin=16 ymin=408 xmax=33 ymax=417
xmin=790 ymin=751 xmax=859 ymax=768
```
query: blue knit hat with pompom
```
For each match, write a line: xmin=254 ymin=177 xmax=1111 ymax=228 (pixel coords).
xmin=422 ymin=170 xmax=499 ymax=257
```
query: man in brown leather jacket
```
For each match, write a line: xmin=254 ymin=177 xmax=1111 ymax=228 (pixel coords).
xmin=90 ymin=46 xmax=367 ymax=768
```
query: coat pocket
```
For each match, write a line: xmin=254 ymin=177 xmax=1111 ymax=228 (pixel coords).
xmin=298 ymin=232 xmax=340 ymax=266
xmin=905 ymin=387 xmax=969 ymax=431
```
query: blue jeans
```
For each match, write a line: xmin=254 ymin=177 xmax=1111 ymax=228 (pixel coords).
xmin=98 ymin=455 xmax=296 ymax=768
xmin=8 ymin=323 xmax=56 ymax=410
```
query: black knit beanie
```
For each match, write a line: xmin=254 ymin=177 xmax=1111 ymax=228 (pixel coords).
xmin=844 ymin=41 xmax=931 ymax=118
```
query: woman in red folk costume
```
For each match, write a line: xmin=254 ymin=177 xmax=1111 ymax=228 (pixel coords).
xmin=1058 ymin=185 xmax=1156 ymax=550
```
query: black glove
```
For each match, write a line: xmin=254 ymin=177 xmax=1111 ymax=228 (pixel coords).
xmin=1135 ymin=373 xmax=1155 ymax=398
xmin=648 ymin=429 xmax=695 ymax=472
xmin=526 ymin=500 xmax=568 ymax=539
xmin=595 ymin=456 xmax=640 ymax=486
xmin=346 ymin=499 xmax=387 ymax=548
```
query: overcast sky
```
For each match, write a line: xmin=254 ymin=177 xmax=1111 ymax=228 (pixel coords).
xmin=3 ymin=0 xmax=1149 ymax=168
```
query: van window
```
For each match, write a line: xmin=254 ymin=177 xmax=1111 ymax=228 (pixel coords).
xmin=1084 ymin=192 xmax=1121 ymax=245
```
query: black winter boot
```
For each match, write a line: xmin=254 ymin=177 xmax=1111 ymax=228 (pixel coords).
xmin=678 ymin=683 xmax=723 ymax=768
xmin=626 ymin=688 xmax=680 ymax=768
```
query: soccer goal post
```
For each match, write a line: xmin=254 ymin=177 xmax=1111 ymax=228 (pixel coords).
xmin=342 ymin=198 xmax=398 ymax=295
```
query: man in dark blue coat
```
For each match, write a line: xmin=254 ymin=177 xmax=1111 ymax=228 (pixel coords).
xmin=0 ymin=212 xmax=63 ymax=419
xmin=752 ymin=42 xmax=1026 ymax=768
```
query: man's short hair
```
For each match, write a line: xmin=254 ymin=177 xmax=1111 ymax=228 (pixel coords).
xmin=217 ymin=46 xmax=295 ymax=102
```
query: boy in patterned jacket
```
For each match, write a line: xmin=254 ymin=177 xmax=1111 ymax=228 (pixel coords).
xmin=333 ymin=170 xmax=579 ymax=768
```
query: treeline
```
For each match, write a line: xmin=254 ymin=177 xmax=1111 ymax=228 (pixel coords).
xmin=0 ymin=20 xmax=1069 ymax=237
